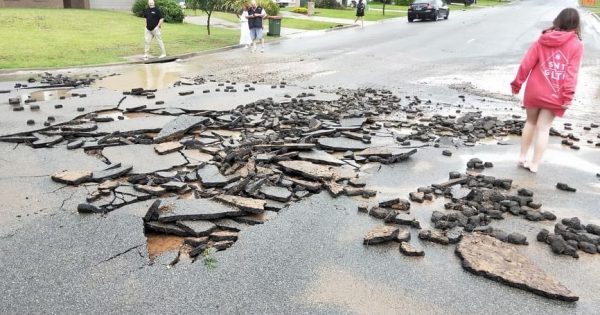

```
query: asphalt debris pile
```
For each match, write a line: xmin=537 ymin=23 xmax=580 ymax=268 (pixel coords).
xmin=13 ymin=72 xmax=97 ymax=89
xmin=30 ymin=87 xmax=441 ymax=262
xmin=556 ymin=121 xmax=600 ymax=150
xmin=361 ymin=158 xmax=558 ymax=258
xmin=361 ymin=198 xmax=424 ymax=256
xmin=401 ymin=112 xmax=524 ymax=146
xmin=419 ymin=164 xmax=555 ymax=246
xmin=537 ymin=218 xmax=600 ymax=258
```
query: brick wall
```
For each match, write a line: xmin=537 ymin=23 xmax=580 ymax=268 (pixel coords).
xmin=1 ymin=0 xmax=65 ymax=8
xmin=89 ymin=0 xmax=135 ymax=10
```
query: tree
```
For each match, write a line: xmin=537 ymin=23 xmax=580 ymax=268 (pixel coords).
xmin=187 ymin=0 xmax=219 ymax=35
xmin=185 ymin=0 xmax=201 ymax=15
xmin=382 ymin=0 xmax=389 ymax=16
xmin=220 ymin=0 xmax=246 ymax=16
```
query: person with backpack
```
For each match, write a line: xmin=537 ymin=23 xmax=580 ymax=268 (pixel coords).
xmin=511 ymin=8 xmax=584 ymax=173
xmin=247 ymin=0 xmax=267 ymax=53
xmin=355 ymin=0 xmax=365 ymax=27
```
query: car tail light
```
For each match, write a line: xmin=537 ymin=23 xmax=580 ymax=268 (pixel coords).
xmin=427 ymin=4 xmax=433 ymax=9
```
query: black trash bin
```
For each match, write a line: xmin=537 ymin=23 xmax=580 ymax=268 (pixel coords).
xmin=268 ymin=16 xmax=282 ymax=37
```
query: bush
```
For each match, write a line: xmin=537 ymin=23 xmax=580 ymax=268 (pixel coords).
xmin=393 ymin=0 xmax=411 ymax=5
xmin=315 ymin=0 xmax=342 ymax=9
xmin=132 ymin=0 xmax=185 ymax=23
xmin=291 ymin=7 xmax=308 ymax=14
xmin=258 ymin=0 xmax=280 ymax=16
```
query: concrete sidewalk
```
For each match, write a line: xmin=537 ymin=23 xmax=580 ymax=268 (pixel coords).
xmin=185 ymin=15 xmax=314 ymax=37
xmin=184 ymin=16 xmax=239 ymax=29
xmin=280 ymin=11 xmax=377 ymax=26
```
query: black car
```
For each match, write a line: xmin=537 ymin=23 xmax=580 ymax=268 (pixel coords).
xmin=408 ymin=0 xmax=450 ymax=22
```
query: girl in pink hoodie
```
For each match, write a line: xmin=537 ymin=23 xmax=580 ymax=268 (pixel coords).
xmin=511 ymin=8 xmax=583 ymax=173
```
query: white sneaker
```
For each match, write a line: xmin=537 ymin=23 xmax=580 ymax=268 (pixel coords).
xmin=260 ymin=48 xmax=264 ymax=53
xmin=243 ymin=45 xmax=249 ymax=49
xmin=251 ymin=47 xmax=256 ymax=53
xmin=159 ymin=54 xmax=166 ymax=58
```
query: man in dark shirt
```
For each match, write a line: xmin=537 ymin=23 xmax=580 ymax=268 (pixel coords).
xmin=143 ymin=0 xmax=166 ymax=60
xmin=247 ymin=0 xmax=266 ymax=53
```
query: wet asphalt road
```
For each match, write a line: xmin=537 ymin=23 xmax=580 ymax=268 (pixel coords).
xmin=2 ymin=0 xmax=600 ymax=314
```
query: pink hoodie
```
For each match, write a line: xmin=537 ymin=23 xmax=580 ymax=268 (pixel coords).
xmin=511 ymin=30 xmax=583 ymax=117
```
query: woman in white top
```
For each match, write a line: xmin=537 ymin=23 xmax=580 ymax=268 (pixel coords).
xmin=239 ymin=4 xmax=252 ymax=49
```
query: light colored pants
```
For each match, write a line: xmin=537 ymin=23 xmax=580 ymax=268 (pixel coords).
xmin=144 ymin=28 xmax=166 ymax=56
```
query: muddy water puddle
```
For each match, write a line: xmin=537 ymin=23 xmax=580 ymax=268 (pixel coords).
xmin=422 ymin=64 xmax=600 ymax=124
xmin=28 ymin=88 xmax=71 ymax=101
xmin=93 ymin=63 xmax=189 ymax=91
xmin=146 ymin=233 xmax=185 ymax=261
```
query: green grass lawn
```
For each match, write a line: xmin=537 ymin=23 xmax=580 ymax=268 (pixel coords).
xmin=186 ymin=9 xmax=242 ymax=24
xmin=283 ymin=7 xmax=405 ymax=21
xmin=368 ymin=2 xmax=409 ymax=11
xmin=0 ymin=8 xmax=239 ymax=69
xmin=579 ymin=0 xmax=600 ymax=15
xmin=186 ymin=10 xmax=344 ymax=30
xmin=582 ymin=5 xmax=600 ymax=15
xmin=449 ymin=0 xmax=510 ymax=10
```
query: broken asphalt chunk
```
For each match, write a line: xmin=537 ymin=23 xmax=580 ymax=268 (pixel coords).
xmin=51 ymin=170 xmax=92 ymax=185
xmin=556 ymin=183 xmax=576 ymax=192
xmin=364 ymin=226 xmax=400 ymax=245
xmin=197 ymin=164 xmax=229 ymax=187
xmin=259 ymin=185 xmax=292 ymax=202
xmin=135 ymin=184 xmax=166 ymax=196
xmin=144 ymin=199 xmax=162 ymax=222
xmin=154 ymin=142 xmax=184 ymax=155
xmin=91 ymin=164 xmax=133 ymax=182
xmin=456 ymin=234 xmax=578 ymax=302
xmin=317 ymin=137 xmax=369 ymax=151
xmin=145 ymin=221 xmax=189 ymax=236
xmin=158 ymin=199 xmax=243 ymax=222
xmin=154 ymin=115 xmax=209 ymax=143
xmin=214 ymin=195 xmax=265 ymax=214
xmin=31 ymin=133 xmax=63 ymax=148
xmin=77 ymin=203 xmax=102 ymax=214
xmin=399 ymin=242 xmax=425 ymax=257
xmin=175 ymin=220 xmax=217 ymax=237
xmin=297 ymin=150 xmax=345 ymax=166
xmin=278 ymin=160 xmax=353 ymax=181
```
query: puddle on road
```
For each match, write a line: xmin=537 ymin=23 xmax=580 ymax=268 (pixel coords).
xmin=94 ymin=63 xmax=186 ymax=91
xmin=422 ymin=64 xmax=600 ymax=124
xmin=28 ymin=88 xmax=71 ymax=102
xmin=458 ymin=148 xmax=600 ymax=175
xmin=146 ymin=233 xmax=185 ymax=261
xmin=302 ymin=266 xmax=437 ymax=314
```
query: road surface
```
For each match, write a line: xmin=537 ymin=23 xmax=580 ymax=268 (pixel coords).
xmin=1 ymin=0 xmax=599 ymax=314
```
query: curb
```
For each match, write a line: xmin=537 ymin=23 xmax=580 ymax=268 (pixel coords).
xmin=325 ymin=23 xmax=360 ymax=32
xmin=0 ymin=37 xmax=287 ymax=75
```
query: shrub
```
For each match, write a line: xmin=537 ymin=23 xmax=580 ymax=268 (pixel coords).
xmin=394 ymin=0 xmax=411 ymax=5
xmin=258 ymin=0 xmax=280 ymax=16
xmin=132 ymin=0 xmax=185 ymax=23
xmin=291 ymin=7 xmax=308 ymax=14
xmin=315 ymin=0 xmax=342 ymax=9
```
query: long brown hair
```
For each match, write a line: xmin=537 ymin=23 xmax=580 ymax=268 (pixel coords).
xmin=544 ymin=8 xmax=582 ymax=40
